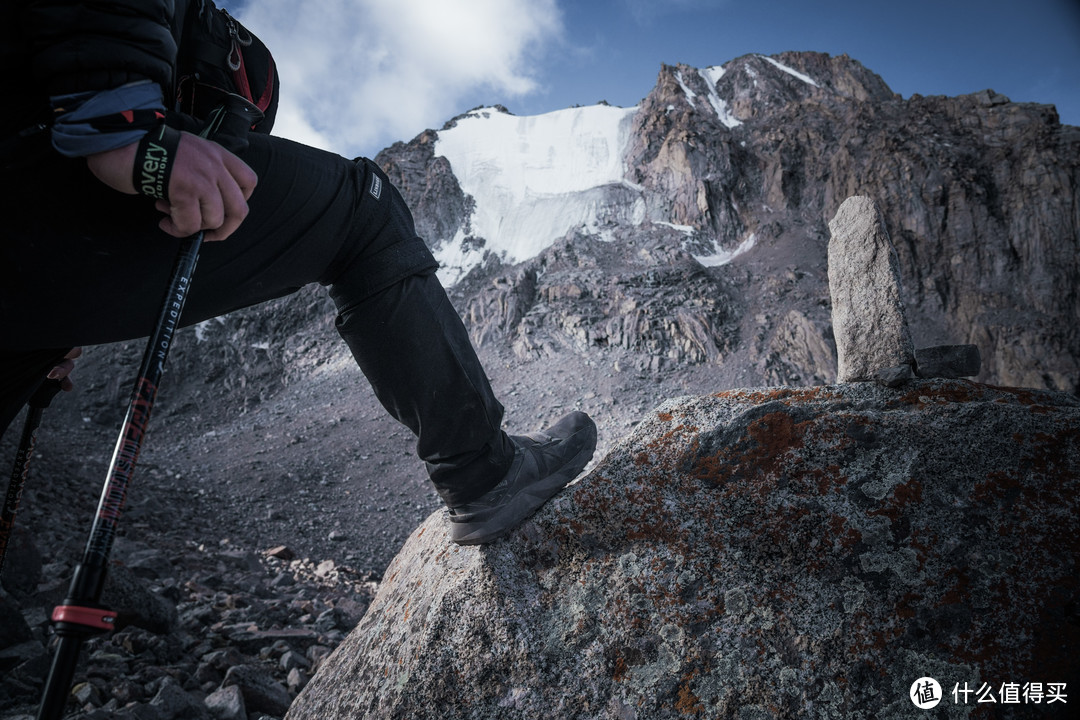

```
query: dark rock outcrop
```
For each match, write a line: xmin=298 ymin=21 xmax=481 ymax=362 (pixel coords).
xmin=457 ymin=230 xmax=735 ymax=371
xmin=289 ymin=379 xmax=1080 ymax=719
xmin=375 ymin=129 xmax=473 ymax=257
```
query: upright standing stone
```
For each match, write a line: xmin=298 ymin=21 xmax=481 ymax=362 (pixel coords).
xmin=828 ymin=196 xmax=915 ymax=382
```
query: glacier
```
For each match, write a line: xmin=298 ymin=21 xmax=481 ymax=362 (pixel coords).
xmin=433 ymin=104 xmax=641 ymax=284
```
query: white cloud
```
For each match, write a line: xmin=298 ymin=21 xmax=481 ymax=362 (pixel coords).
xmin=236 ymin=0 xmax=563 ymax=157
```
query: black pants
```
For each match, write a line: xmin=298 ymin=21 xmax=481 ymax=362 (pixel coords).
xmin=0 ymin=131 xmax=512 ymax=506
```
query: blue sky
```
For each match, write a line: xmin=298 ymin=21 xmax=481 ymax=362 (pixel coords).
xmin=222 ymin=0 xmax=1079 ymax=158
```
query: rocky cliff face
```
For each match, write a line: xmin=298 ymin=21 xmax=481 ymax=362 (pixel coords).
xmin=287 ymin=380 xmax=1080 ymax=719
xmin=376 ymin=51 xmax=1080 ymax=393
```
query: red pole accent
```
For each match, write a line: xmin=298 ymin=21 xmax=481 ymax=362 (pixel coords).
xmin=51 ymin=605 xmax=118 ymax=631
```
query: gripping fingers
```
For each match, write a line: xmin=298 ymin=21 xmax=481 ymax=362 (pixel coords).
xmin=204 ymin=177 xmax=250 ymax=242
xmin=155 ymin=132 xmax=258 ymax=242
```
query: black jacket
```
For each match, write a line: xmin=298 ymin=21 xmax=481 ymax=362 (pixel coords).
xmin=1 ymin=0 xmax=183 ymax=139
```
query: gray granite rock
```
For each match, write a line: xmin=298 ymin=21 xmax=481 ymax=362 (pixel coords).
xmin=101 ymin=561 xmax=179 ymax=634
xmin=149 ymin=677 xmax=211 ymax=720
xmin=828 ymin=196 xmax=915 ymax=382
xmin=288 ymin=380 xmax=1080 ymax=719
xmin=222 ymin=664 xmax=291 ymax=718
xmin=204 ymin=684 xmax=247 ymax=720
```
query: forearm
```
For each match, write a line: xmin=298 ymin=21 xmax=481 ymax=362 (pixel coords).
xmin=51 ymin=81 xmax=165 ymax=158
xmin=18 ymin=0 xmax=177 ymax=157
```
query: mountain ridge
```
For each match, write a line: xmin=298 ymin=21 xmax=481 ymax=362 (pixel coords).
xmin=379 ymin=50 xmax=1079 ymax=394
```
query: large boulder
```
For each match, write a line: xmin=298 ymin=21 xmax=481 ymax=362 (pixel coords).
xmin=828 ymin=195 xmax=915 ymax=382
xmin=288 ymin=379 xmax=1079 ymax=719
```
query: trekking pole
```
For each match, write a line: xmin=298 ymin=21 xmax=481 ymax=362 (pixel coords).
xmin=0 ymin=379 xmax=63 ymax=576
xmin=35 ymin=234 xmax=202 ymax=720
xmin=36 ymin=95 xmax=262 ymax=720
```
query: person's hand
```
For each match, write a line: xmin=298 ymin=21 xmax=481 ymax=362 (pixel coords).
xmin=47 ymin=347 xmax=83 ymax=392
xmin=86 ymin=132 xmax=258 ymax=242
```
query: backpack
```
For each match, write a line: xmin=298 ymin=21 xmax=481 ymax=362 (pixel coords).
xmin=174 ymin=0 xmax=279 ymax=134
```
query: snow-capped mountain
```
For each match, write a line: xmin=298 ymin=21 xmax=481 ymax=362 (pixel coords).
xmin=421 ymin=53 xmax=875 ymax=285
xmin=376 ymin=51 xmax=1079 ymax=393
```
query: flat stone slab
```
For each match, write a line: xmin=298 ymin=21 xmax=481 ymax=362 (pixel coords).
xmin=915 ymin=344 xmax=981 ymax=378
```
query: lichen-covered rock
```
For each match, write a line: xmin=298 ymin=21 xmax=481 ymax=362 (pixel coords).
xmin=288 ymin=380 xmax=1079 ymax=720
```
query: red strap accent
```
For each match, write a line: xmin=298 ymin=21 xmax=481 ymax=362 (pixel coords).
xmin=52 ymin=605 xmax=118 ymax=631
xmin=253 ymin=56 xmax=276 ymax=112
xmin=120 ymin=110 xmax=134 ymax=123
xmin=232 ymin=51 xmax=253 ymax=104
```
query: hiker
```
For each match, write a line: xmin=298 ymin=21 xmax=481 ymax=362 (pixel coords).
xmin=0 ymin=0 xmax=596 ymax=545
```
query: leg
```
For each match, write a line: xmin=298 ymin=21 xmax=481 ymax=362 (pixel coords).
xmin=0 ymin=131 xmax=595 ymax=541
xmin=0 ymin=132 xmax=513 ymax=503
xmin=334 ymin=271 xmax=514 ymax=506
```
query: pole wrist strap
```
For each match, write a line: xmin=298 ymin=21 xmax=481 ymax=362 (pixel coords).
xmin=132 ymin=124 xmax=181 ymax=201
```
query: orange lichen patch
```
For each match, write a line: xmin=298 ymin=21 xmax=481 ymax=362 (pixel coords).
xmin=981 ymin=382 xmax=1063 ymax=408
xmin=611 ymin=655 xmax=628 ymax=683
xmin=898 ymin=381 xmax=985 ymax=408
xmin=1027 ymin=428 xmax=1080 ymax=478
xmin=620 ymin=479 xmax=687 ymax=545
xmin=891 ymin=478 xmax=923 ymax=506
xmin=675 ymin=672 xmax=705 ymax=715
xmin=658 ymin=411 xmax=674 ymax=422
xmin=973 ymin=469 xmax=1025 ymax=504
xmin=635 ymin=424 xmax=700 ymax=470
xmin=828 ymin=514 xmax=862 ymax=551
xmin=896 ymin=592 xmax=922 ymax=620
xmin=938 ymin=567 xmax=971 ymax=606
xmin=867 ymin=478 xmax=924 ymax=523
xmin=845 ymin=610 xmax=905 ymax=657
xmin=811 ymin=466 xmax=849 ymax=494
xmin=713 ymin=387 xmax=841 ymax=405
xmin=687 ymin=409 xmax=817 ymax=502
xmin=652 ymin=424 xmax=699 ymax=451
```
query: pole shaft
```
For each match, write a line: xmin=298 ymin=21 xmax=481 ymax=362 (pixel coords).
xmin=36 ymin=234 xmax=202 ymax=720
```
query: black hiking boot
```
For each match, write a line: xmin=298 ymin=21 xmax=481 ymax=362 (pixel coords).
xmin=448 ymin=411 xmax=597 ymax=545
